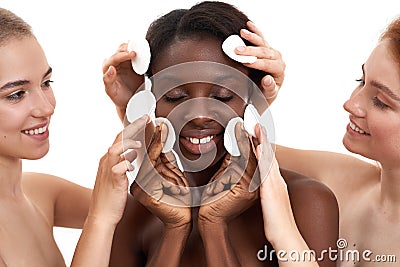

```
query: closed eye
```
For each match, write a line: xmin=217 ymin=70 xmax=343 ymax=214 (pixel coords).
xmin=372 ymin=96 xmax=389 ymax=110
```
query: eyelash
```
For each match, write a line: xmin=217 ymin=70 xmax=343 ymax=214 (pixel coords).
xmin=372 ymin=96 xmax=389 ymax=110
xmin=163 ymin=95 xmax=234 ymax=103
xmin=42 ymin=80 xmax=54 ymax=88
xmin=355 ymin=78 xmax=365 ymax=86
xmin=5 ymin=80 xmax=53 ymax=102
xmin=214 ymin=95 xmax=233 ymax=102
xmin=164 ymin=95 xmax=185 ymax=102
xmin=355 ymin=78 xmax=389 ymax=110
xmin=6 ymin=90 xmax=26 ymax=101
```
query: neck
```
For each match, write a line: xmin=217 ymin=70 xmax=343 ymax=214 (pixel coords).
xmin=379 ymin=163 xmax=400 ymax=205
xmin=0 ymin=156 xmax=24 ymax=198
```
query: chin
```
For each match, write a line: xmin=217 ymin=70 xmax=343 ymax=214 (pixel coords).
xmin=24 ymin=147 xmax=50 ymax=160
xmin=342 ymin=138 xmax=375 ymax=161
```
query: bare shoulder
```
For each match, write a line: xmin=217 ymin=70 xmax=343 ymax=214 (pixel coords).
xmin=281 ymin=168 xmax=339 ymax=265
xmin=22 ymin=172 xmax=87 ymax=199
xmin=22 ymin=172 xmax=91 ymax=228
xmin=281 ymin=167 xmax=338 ymax=220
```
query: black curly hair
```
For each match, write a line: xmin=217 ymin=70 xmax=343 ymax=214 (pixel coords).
xmin=145 ymin=1 xmax=265 ymax=86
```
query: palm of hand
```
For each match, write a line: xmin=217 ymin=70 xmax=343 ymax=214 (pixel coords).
xmin=131 ymin=125 xmax=191 ymax=228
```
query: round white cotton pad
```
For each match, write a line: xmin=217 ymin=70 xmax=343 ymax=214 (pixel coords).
xmin=127 ymin=38 xmax=151 ymax=75
xmin=224 ymin=117 xmax=244 ymax=156
xmin=154 ymin=117 xmax=176 ymax=153
xmin=126 ymin=90 xmax=156 ymax=123
xmin=222 ymin=35 xmax=257 ymax=64
xmin=244 ymin=104 xmax=261 ymax=137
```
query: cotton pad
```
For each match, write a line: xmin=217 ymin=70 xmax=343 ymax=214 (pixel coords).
xmin=222 ymin=35 xmax=257 ymax=64
xmin=126 ymin=90 xmax=156 ymax=123
xmin=224 ymin=117 xmax=244 ymax=156
xmin=154 ymin=117 xmax=176 ymax=153
xmin=127 ymin=38 xmax=151 ymax=75
xmin=243 ymin=104 xmax=261 ymax=137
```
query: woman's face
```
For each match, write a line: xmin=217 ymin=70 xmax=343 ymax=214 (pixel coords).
xmin=343 ymin=40 xmax=400 ymax=167
xmin=151 ymin=35 xmax=251 ymax=170
xmin=0 ymin=37 xmax=55 ymax=160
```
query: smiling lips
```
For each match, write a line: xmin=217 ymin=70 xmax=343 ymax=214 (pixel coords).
xmin=186 ymin=135 xmax=215 ymax=145
xmin=23 ymin=125 xmax=47 ymax=135
xmin=349 ymin=121 xmax=370 ymax=135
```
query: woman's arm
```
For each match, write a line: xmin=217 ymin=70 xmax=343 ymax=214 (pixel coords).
xmin=70 ymin=116 xmax=148 ymax=266
xmin=256 ymin=124 xmax=321 ymax=267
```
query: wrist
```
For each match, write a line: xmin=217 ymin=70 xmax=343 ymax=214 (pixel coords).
xmin=267 ymin=225 xmax=302 ymax=249
xmin=84 ymin=214 xmax=118 ymax=232
xmin=198 ymin=220 xmax=228 ymax=237
xmin=164 ymin=222 xmax=192 ymax=236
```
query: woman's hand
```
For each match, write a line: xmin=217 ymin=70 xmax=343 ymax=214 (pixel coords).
xmin=254 ymin=123 xmax=298 ymax=245
xmin=131 ymin=123 xmax=192 ymax=229
xmin=102 ymin=43 xmax=145 ymax=122
xmin=88 ymin=115 xmax=148 ymax=227
xmin=199 ymin=121 xmax=259 ymax=225
xmin=238 ymin=21 xmax=285 ymax=104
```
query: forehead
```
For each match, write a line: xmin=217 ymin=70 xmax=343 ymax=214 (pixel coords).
xmin=365 ymin=41 xmax=400 ymax=91
xmin=0 ymin=37 xmax=49 ymax=85
xmin=150 ymin=36 xmax=252 ymax=95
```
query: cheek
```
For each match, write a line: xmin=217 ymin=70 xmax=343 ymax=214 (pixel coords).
xmin=369 ymin=115 xmax=400 ymax=151
xmin=230 ymin=100 xmax=247 ymax=117
xmin=155 ymin=103 xmax=171 ymax=118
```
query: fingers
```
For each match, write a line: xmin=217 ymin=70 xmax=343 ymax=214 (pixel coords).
xmin=234 ymin=21 xmax=285 ymax=104
xmin=102 ymin=43 xmax=135 ymax=73
xmin=206 ymin=163 xmax=245 ymax=195
xmin=112 ymin=115 xmax=148 ymax=146
xmin=234 ymin=121 xmax=251 ymax=160
xmin=255 ymin=123 xmax=275 ymax=184
xmin=147 ymin=125 xmax=164 ymax=162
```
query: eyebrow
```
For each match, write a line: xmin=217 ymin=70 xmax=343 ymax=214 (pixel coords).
xmin=362 ymin=64 xmax=400 ymax=102
xmin=371 ymin=80 xmax=400 ymax=102
xmin=0 ymin=66 xmax=53 ymax=91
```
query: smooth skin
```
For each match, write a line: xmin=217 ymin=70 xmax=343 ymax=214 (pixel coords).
xmin=276 ymin=40 xmax=400 ymax=266
xmin=0 ymin=34 xmax=147 ymax=266
xmin=104 ymin=28 xmax=338 ymax=266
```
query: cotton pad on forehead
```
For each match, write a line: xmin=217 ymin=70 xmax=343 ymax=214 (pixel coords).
xmin=127 ymin=38 xmax=151 ymax=75
xmin=126 ymin=90 xmax=156 ymax=123
xmin=222 ymin=35 xmax=257 ymax=64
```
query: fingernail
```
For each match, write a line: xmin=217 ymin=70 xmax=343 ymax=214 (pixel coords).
xmin=241 ymin=28 xmax=251 ymax=35
xmin=106 ymin=66 xmax=113 ymax=76
xmin=140 ymin=114 xmax=149 ymax=123
xmin=235 ymin=45 xmax=245 ymax=52
xmin=263 ymin=76 xmax=273 ymax=87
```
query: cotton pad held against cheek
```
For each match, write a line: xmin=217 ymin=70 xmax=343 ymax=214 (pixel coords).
xmin=224 ymin=117 xmax=244 ymax=156
xmin=154 ymin=117 xmax=176 ymax=153
xmin=127 ymin=38 xmax=151 ymax=75
xmin=243 ymin=104 xmax=261 ymax=137
xmin=222 ymin=35 xmax=257 ymax=64
xmin=126 ymin=90 xmax=156 ymax=123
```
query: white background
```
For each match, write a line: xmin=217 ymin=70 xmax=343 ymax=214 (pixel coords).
xmin=2 ymin=0 xmax=399 ymax=265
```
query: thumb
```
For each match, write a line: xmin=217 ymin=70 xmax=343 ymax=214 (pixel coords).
xmin=103 ymin=66 xmax=117 ymax=95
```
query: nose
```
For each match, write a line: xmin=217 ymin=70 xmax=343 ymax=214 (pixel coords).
xmin=343 ymin=87 xmax=366 ymax=118
xmin=31 ymin=88 xmax=55 ymax=118
xmin=182 ymin=97 xmax=219 ymax=122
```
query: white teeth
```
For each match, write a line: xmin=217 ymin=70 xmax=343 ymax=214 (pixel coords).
xmin=349 ymin=122 xmax=366 ymax=134
xmin=24 ymin=126 xmax=47 ymax=135
xmin=188 ymin=135 xmax=214 ymax=145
